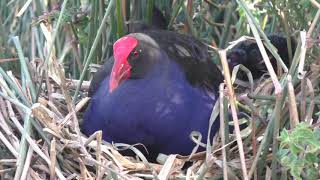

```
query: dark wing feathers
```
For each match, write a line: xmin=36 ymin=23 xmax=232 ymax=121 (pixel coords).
xmin=143 ymin=30 xmax=223 ymax=91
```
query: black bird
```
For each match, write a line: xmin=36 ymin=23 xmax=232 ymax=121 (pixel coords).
xmin=227 ymin=35 xmax=296 ymax=79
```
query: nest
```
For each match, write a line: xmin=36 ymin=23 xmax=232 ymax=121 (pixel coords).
xmin=0 ymin=54 xmax=256 ymax=179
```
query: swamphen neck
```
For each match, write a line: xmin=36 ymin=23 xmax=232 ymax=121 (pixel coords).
xmin=82 ymin=31 xmax=223 ymax=161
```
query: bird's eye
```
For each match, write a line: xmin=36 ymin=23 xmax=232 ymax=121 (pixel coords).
xmin=128 ymin=49 xmax=141 ymax=61
xmin=133 ymin=50 xmax=140 ymax=58
xmin=129 ymin=50 xmax=140 ymax=60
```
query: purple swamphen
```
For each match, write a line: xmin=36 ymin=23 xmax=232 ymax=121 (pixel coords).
xmin=82 ymin=30 xmax=295 ymax=161
xmin=82 ymin=30 xmax=224 ymax=160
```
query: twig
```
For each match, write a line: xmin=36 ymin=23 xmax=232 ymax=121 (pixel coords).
xmin=20 ymin=146 xmax=33 ymax=180
xmin=218 ymin=49 xmax=248 ymax=180
xmin=0 ymin=58 xmax=19 ymax=63
xmin=287 ymin=75 xmax=299 ymax=128
xmin=305 ymin=79 xmax=315 ymax=124
xmin=50 ymin=138 xmax=57 ymax=180
xmin=219 ymin=83 xmax=228 ymax=180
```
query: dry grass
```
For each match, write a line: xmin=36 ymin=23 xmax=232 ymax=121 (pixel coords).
xmin=1 ymin=37 xmax=318 ymax=179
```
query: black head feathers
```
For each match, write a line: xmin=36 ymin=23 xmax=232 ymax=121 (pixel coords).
xmin=227 ymin=35 xmax=296 ymax=79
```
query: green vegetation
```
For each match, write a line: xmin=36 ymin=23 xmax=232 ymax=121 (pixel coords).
xmin=278 ymin=123 xmax=320 ymax=180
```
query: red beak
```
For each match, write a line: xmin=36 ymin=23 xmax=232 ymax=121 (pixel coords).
xmin=109 ymin=36 xmax=138 ymax=92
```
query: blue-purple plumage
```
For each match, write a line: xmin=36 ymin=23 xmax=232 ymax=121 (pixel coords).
xmin=82 ymin=31 xmax=223 ymax=160
xmin=83 ymin=54 xmax=220 ymax=158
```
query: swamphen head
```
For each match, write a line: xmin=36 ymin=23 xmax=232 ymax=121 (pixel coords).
xmin=227 ymin=35 xmax=296 ymax=79
xmin=82 ymin=30 xmax=223 ymax=161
